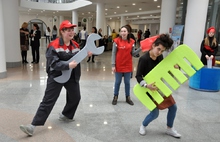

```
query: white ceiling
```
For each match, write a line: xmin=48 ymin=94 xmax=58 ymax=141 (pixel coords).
xmin=19 ymin=0 xmax=184 ymax=21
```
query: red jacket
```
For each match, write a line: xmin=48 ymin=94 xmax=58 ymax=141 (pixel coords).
xmin=114 ymin=37 xmax=135 ymax=72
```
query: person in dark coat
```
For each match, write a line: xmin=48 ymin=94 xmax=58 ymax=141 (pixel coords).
xmin=144 ymin=29 xmax=151 ymax=39
xmin=20 ymin=22 xmax=29 ymax=63
xmin=200 ymin=26 xmax=218 ymax=66
xmin=20 ymin=20 xmax=92 ymax=136
xmin=30 ymin=23 xmax=41 ymax=64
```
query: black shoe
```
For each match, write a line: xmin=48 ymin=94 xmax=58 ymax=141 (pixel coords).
xmin=92 ymin=60 xmax=95 ymax=63
xmin=126 ymin=96 xmax=134 ymax=105
xmin=31 ymin=61 xmax=35 ymax=63
xmin=112 ymin=96 xmax=118 ymax=105
xmin=24 ymin=61 xmax=28 ymax=63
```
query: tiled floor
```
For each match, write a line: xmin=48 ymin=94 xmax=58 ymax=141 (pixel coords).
xmin=0 ymin=46 xmax=220 ymax=142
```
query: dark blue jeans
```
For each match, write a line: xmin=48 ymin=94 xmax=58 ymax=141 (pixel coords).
xmin=142 ymin=104 xmax=177 ymax=128
xmin=114 ymin=72 xmax=131 ymax=96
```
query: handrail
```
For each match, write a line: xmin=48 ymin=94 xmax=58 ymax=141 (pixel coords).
xmin=20 ymin=0 xmax=92 ymax=11
xmin=27 ymin=0 xmax=75 ymax=3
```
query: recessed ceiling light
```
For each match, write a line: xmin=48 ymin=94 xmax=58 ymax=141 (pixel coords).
xmin=154 ymin=0 xmax=157 ymax=1
xmin=88 ymin=12 xmax=90 ymax=14
xmin=132 ymin=3 xmax=136 ymax=5
xmin=157 ymin=5 xmax=160 ymax=8
xmin=114 ymin=12 xmax=116 ymax=14
xmin=117 ymin=6 xmax=120 ymax=8
xmin=125 ymin=10 xmax=128 ymax=12
xmin=139 ymin=8 xmax=142 ymax=10
xmin=105 ymin=9 xmax=108 ymax=10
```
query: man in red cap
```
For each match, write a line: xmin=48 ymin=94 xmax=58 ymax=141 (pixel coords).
xmin=200 ymin=26 xmax=218 ymax=66
xmin=20 ymin=20 xmax=92 ymax=136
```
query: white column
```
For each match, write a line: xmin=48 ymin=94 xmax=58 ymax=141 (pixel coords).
xmin=183 ymin=0 xmax=209 ymax=57
xmin=120 ymin=16 xmax=126 ymax=27
xmin=2 ymin=0 xmax=20 ymax=67
xmin=103 ymin=18 xmax=107 ymax=36
xmin=59 ymin=15 xmax=64 ymax=25
xmin=159 ymin=0 xmax=177 ymax=34
xmin=72 ymin=10 xmax=78 ymax=34
xmin=96 ymin=3 xmax=105 ymax=31
xmin=0 ymin=0 xmax=7 ymax=78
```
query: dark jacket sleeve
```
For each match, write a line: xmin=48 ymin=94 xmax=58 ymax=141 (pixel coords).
xmin=200 ymin=40 xmax=207 ymax=55
xmin=213 ymin=41 xmax=218 ymax=56
xmin=135 ymin=55 xmax=147 ymax=84
xmin=46 ymin=47 xmax=70 ymax=72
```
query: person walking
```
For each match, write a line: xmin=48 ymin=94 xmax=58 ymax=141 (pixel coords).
xmin=20 ymin=20 xmax=92 ymax=136
xmin=52 ymin=25 xmax=57 ymax=40
xmin=45 ymin=26 xmax=51 ymax=44
xmin=30 ymin=23 xmax=41 ymax=64
xmin=79 ymin=26 xmax=87 ymax=48
xmin=111 ymin=25 xmax=141 ymax=105
xmin=87 ymin=27 xmax=98 ymax=63
xmin=135 ymin=34 xmax=181 ymax=138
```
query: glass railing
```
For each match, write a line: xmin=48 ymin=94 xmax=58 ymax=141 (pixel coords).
xmin=27 ymin=0 xmax=76 ymax=3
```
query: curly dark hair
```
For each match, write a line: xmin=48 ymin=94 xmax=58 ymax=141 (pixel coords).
xmin=33 ymin=23 xmax=39 ymax=30
xmin=153 ymin=34 xmax=173 ymax=50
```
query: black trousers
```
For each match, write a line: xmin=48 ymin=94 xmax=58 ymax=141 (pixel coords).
xmin=21 ymin=51 xmax=27 ymax=62
xmin=31 ymin=45 xmax=40 ymax=63
xmin=31 ymin=76 xmax=81 ymax=126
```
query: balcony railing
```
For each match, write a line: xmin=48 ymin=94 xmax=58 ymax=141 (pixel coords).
xmin=27 ymin=0 xmax=75 ymax=3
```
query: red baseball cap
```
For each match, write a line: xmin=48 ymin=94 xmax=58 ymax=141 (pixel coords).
xmin=206 ymin=26 xmax=215 ymax=34
xmin=59 ymin=20 xmax=77 ymax=30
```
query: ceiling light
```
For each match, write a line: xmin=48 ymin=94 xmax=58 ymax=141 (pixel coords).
xmin=117 ymin=6 xmax=120 ymax=8
xmin=157 ymin=5 xmax=160 ymax=8
xmin=139 ymin=8 xmax=142 ymax=10
xmin=132 ymin=3 xmax=136 ymax=5
xmin=125 ymin=10 xmax=128 ymax=12
xmin=82 ymin=13 xmax=84 ymax=15
xmin=88 ymin=12 xmax=90 ymax=14
xmin=114 ymin=12 xmax=116 ymax=14
xmin=105 ymin=9 xmax=108 ymax=10
xmin=154 ymin=0 xmax=157 ymax=1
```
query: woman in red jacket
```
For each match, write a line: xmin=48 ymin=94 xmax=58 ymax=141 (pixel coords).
xmin=111 ymin=25 xmax=141 ymax=105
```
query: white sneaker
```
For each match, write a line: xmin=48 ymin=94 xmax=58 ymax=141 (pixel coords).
xmin=59 ymin=113 xmax=74 ymax=122
xmin=166 ymin=127 xmax=181 ymax=138
xmin=139 ymin=125 xmax=146 ymax=135
xmin=20 ymin=124 xmax=34 ymax=136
